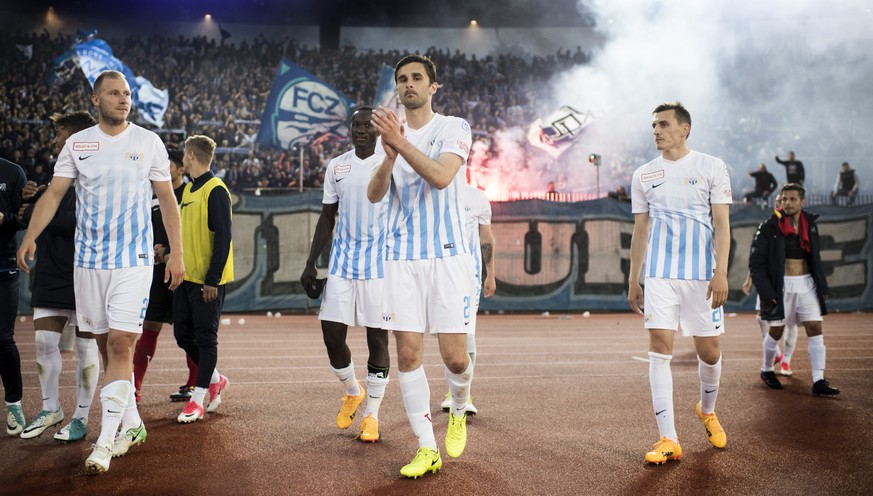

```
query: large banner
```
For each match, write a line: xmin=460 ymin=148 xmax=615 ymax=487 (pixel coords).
xmin=257 ymin=58 xmax=354 ymax=149
xmin=19 ymin=195 xmax=873 ymax=314
xmin=48 ymin=38 xmax=169 ymax=127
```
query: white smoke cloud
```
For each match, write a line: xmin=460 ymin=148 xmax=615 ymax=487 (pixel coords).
xmin=507 ymin=0 xmax=873 ymax=197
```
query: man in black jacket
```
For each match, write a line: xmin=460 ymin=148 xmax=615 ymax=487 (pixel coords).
xmin=0 ymin=155 xmax=27 ymax=436
xmin=775 ymin=151 xmax=805 ymax=185
xmin=749 ymin=183 xmax=839 ymax=396
xmin=743 ymin=163 xmax=778 ymax=205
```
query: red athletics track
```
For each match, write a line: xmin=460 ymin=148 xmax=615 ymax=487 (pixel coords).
xmin=1 ymin=312 xmax=871 ymax=496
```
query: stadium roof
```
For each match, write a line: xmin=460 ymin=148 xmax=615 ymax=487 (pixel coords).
xmin=17 ymin=0 xmax=596 ymax=28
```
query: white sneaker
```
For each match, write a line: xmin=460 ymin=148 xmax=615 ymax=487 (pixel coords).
xmin=465 ymin=397 xmax=479 ymax=416
xmin=85 ymin=443 xmax=113 ymax=474
xmin=20 ymin=407 xmax=64 ymax=439
xmin=112 ymin=422 xmax=147 ymax=457
xmin=6 ymin=404 xmax=25 ymax=436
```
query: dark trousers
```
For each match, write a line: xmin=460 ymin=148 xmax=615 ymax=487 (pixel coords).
xmin=0 ymin=270 xmax=21 ymax=403
xmin=173 ymin=281 xmax=226 ymax=389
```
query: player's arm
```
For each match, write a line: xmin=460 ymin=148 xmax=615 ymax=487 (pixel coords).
xmin=17 ymin=177 xmax=73 ymax=272
xmin=707 ymin=203 xmax=731 ymax=309
xmin=367 ymin=154 xmax=396 ymax=203
xmin=301 ymin=202 xmax=338 ymax=289
xmin=627 ymin=212 xmax=649 ymax=315
xmin=479 ymin=222 xmax=497 ymax=298
xmin=203 ymin=186 xmax=232 ymax=303
xmin=742 ymin=271 xmax=753 ymax=295
xmin=153 ymin=180 xmax=185 ymax=290
xmin=749 ymin=222 xmax=776 ymax=304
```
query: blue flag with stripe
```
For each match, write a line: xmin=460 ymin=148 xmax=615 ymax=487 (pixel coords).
xmin=257 ymin=58 xmax=353 ymax=149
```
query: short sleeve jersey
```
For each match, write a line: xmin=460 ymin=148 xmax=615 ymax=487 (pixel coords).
xmin=385 ymin=114 xmax=472 ymax=260
xmin=53 ymin=123 xmax=171 ymax=269
xmin=323 ymin=149 xmax=388 ymax=280
xmin=464 ymin=185 xmax=492 ymax=283
xmin=631 ymin=150 xmax=732 ymax=281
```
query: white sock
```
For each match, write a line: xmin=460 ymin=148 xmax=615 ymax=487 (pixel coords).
xmin=808 ymin=334 xmax=826 ymax=382
xmin=445 ymin=360 xmax=473 ymax=418
xmin=755 ymin=314 xmax=769 ymax=339
xmin=97 ymin=380 xmax=130 ymax=447
xmin=467 ymin=352 xmax=477 ymax=398
xmin=698 ymin=355 xmax=722 ymax=414
xmin=35 ymin=330 xmax=63 ymax=411
xmin=192 ymin=387 xmax=208 ymax=406
xmin=364 ymin=375 xmax=389 ymax=419
xmin=783 ymin=324 xmax=799 ymax=363
xmin=330 ymin=361 xmax=360 ymax=396
xmin=398 ymin=366 xmax=435 ymax=450
xmin=121 ymin=373 xmax=142 ymax=430
xmin=649 ymin=352 xmax=677 ymax=442
xmin=73 ymin=337 xmax=100 ymax=420
xmin=211 ymin=368 xmax=221 ymax=384
xmin=762 ymin=334 xmax=779 ymax=372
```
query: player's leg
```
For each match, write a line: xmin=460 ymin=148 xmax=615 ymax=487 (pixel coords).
xmin=792 ymin=275 xmax=839 ymax=396
xmin=357 ymin=277 xmax=388 ymax=440
xmin=21 ymin=312 xmax=67 ymax=438
xmin=56 ymin=323 xmax=99 ymax=442
xmin=780 ymin=314 xmax=798 ymax=376
xmin=319 ymin=275 xmax=363 ymax=424
xmin=0 ymin=271 xmax=25 ymax=436
xmin=133 ymin=265 xmax=169 ymax=402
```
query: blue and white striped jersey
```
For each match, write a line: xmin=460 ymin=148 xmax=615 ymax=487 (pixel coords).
xmin=631 ymin=150 xmax=732 ymax=281
xmin=385 ymin=114 xmax=472 ymax=260
xmin=53 ymin=123 xmax=170 ymax=269
xmin=464 ymin=185 xmax=492 ymax=284
xmin=323 ymin=149 xmax=387 ymax=280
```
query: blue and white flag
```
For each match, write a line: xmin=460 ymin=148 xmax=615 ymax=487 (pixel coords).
xmin=372 ymin=64 xmax=404 ymax=119
xmin=257 ymin=58 xmax=354 ymax=149
xmin=47 ymin=38 xmax=169 ymax=127
xmin=73 ymin=39 xmax=169 ymax=127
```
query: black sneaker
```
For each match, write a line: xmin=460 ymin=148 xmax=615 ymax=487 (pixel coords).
xmin=760 ymin=370 xmax=783 ymax=389
xmin=811 ymin=379 xmax=840 ymax=397
xmin=169 ymin=385 xmax=194 ymax=402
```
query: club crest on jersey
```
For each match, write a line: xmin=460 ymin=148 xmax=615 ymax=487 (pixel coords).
xmin=382 ymin=312 xmax=394 ymax=322
xmin=685 ymin=176 xmax=700 ymax=186
xmin=126 ymin=152 xmax=142 ymax=162
xmin=640 ymin=170 xmax=664 ymax=182
xmin=73 ymin=142 xmax=99 ymax=152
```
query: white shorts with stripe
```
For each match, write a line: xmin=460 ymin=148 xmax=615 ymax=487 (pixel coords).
xmin=319 ymin=274 xmax=384 ymax=328
xmin=644 ymin=277 xmax=724 ymax=337
xmin=73 ymin=266 xmax=153 ymax=334
xmin=33 ymin=307 xmax=78 ymax=327
xmin=382 ymin=254 xmax=474 ymax=334
xmin=765 ymin=274 xmax=822 ymax=326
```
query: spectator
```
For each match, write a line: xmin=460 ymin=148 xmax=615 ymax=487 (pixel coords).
xmin=744 ymin=163 xmax=778 ymax=205
xmin=831 ymin=162 xmax=859 ymax=206
xmin=775 ymin=151 xmax=805 ymax=185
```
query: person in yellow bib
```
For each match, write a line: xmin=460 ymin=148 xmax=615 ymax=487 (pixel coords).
xmin=173 ymin=135 xmax=234 ymax=424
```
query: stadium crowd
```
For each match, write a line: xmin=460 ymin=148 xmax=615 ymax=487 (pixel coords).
xmin=1 ymin=31 xmax=590 ymax=192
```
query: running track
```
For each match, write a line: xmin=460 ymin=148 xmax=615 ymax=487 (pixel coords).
xmin=1 ymin=312 xmax=871 ymax=496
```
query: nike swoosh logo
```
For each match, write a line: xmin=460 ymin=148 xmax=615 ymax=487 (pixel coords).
xmin=107 ymin=410 xmax=121 ymax=414
xmin=79 ymin=405 xmax=88 ymax=409
xmin=715 ymin=325 xmax=722 ymax=329
xmin=464 ymin=321 xmax=470 ymax=326
xmin=652 ymin=182 xmax=664 ymax=189
xmin=180 ymin=202 xmax=193 ymax=209
xmin=705 ymin=389 xmax=717 ymax=394
xmin=655 ymin=409 xmax=667 ymax=415
xmin=79 ymin=155 xmax=94 ymax=160
xmin=336 ymin=177 xmax=346 ymax=182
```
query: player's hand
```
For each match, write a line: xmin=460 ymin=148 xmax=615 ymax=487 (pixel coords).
xmin=706 ymin=273 xmax=729 ymax=309
xmin=18 ymin=203 xmax=30 ymax=220
xmin=154 ymin=244 xmax=166 ymax=264
xmin=741 ymin=277 xmax=752 ymax=295
xmin=628 ymin=282 xmax=644 ymax=316
xmin=202 ymin=284 xmax=218 ymax=303
xmin=382 ymin=140 xmax=398 ymax=160
xmin=22 ymin=181 xmax=43 ymax=202
xmin=300 ymin=264 xmax=317 ymax=289
xmin=483 ymin=274 xmax=496 ymax=298
xmin=372 ymin=107 xmax=405 ymax=148
xmin=16 ymin=239 xmax=36 ymax=273
xmin=165 ymin=252 xmax=185 ymax=291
